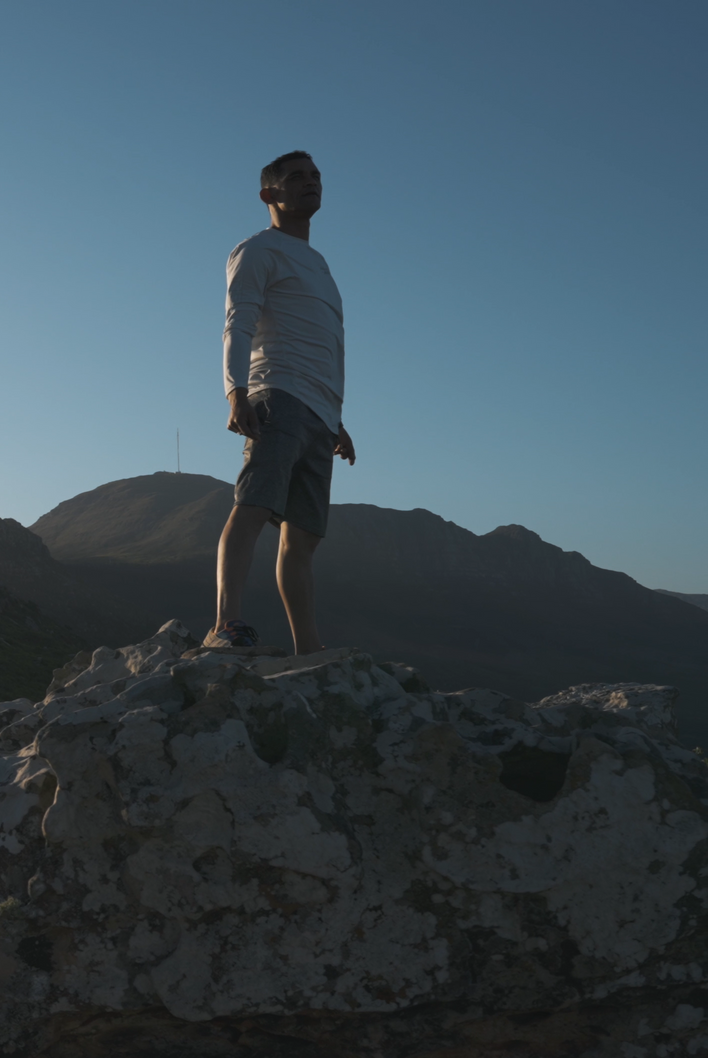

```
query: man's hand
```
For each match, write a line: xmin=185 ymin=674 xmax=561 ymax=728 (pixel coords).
xmin=335 ymin=424 xmax=356 ymax=465
xmin=227 ymin=388 xmax=260 ymax=441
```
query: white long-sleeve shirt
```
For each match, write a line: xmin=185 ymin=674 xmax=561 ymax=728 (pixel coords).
xmin=223 ymin=228 xmax=345 ymax=433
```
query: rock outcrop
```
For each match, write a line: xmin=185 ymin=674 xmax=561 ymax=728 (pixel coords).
xmin=2 ymin=622 xmax=708 ymax=1056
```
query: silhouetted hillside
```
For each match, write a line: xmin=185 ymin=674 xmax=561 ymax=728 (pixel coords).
xmin=31 ymin=473 xmax=230 ymax=564
xmin=0 ymin=588 xmax=86 ymax=702
xmin=656 ymin=589 xmax=708 ymax=614
xmin=0 ymin=517 xmax=153 ymax=646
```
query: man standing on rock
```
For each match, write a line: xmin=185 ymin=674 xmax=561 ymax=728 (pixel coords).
xmin=203 ymin=151 xmax=355 ymax=655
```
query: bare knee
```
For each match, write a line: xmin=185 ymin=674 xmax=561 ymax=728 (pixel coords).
xmin=279 ymin=523 xmax=322 ymax=557
xmin=224 ymin=504 xmax=272 ymax=535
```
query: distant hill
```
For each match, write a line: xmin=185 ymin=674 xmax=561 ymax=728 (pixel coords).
xmin=31 ymin=472 xmax=230 ymax=564
xmin=26 ymin=471 xmax=708 ymax=747
xmin=656 ymin=589 xmax=708 ymax=614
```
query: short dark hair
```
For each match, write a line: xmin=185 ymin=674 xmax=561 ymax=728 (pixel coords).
xmin=260 ymin=151 xmax=313 ymax=189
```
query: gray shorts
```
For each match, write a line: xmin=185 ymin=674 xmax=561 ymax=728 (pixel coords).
xmin=234 ymin=388 xmax=338 ymax=538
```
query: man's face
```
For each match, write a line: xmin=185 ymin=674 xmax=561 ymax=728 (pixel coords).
xmin=262 ymin=157 xmax=322 ymax=217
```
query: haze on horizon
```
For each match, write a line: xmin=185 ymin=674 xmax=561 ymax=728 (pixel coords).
xmin=1 ymin=0 xmax=706 ymax=592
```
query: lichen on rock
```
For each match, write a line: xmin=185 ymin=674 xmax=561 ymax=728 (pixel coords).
xmin=2 ymin=620 xmax=708 ymax=1056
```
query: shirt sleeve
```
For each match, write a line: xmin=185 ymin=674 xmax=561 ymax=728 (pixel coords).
xmin=222 ymin=241 xmax=272 ymax=396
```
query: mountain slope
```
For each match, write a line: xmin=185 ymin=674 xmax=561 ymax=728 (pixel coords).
xmin=30 ymin=472 xmax=231 ymax=563
xmin=656 ymin=589 xmax=708 ymax=614
xmin=0 ymin=517 xmax=154 ymax=646
xmin=28 ymin=472 xmax=708 ymax=746
xmin=0 ymin=588 xmax=86 ymax=702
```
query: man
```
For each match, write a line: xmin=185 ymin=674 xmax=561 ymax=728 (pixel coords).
xmin=203 ymin=151 xmax=355 ymax=655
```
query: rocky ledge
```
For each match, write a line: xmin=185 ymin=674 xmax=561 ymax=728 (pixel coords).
xmin=2 ymin=621 xmax=708 ymax=1057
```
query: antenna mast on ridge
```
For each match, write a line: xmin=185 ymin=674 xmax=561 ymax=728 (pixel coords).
xmin=176 ymin=428 xmax=181 ymax=474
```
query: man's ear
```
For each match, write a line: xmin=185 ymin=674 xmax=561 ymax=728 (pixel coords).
xmin=260 ymin=187 xmax=273 ymax=204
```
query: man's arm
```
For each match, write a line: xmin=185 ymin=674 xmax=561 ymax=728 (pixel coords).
xmin=222 ymin=242 xmax=270 ymax=439
xmin=334 ymin=424 xmax=356 ymax=465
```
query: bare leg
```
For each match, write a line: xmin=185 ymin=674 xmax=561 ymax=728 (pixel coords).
xmin=276 ymin=522 xmax=323 ymax=654
xmin=215 ymin=504 xmax=272 ymax=631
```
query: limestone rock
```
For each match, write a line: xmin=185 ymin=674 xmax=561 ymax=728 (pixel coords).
xmin=1 ymin=620 xmax=708 ymax=1056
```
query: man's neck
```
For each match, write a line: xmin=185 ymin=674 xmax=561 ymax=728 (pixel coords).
xmin=268 ymin=212 xmax=311 ymax=242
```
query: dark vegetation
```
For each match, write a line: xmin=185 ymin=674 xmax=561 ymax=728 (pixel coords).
xmin=0 ymin=588 xmax=85 ymax=702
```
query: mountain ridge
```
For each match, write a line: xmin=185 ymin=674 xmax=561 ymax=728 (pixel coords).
xmin=657 ymin=588 xmax=708 ymax=614
xmin=12 ymin=471 xmax=708 ymax=747
xmin=30 ymin=471 xmax=635 ymax=588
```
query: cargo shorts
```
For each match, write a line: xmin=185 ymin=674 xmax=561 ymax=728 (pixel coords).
xmin=233 ymin=387 xmax=338 ymax=538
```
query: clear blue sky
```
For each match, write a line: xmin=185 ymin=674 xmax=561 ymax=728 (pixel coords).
xmin=1 ymin=0 xmax=706 ymax=591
